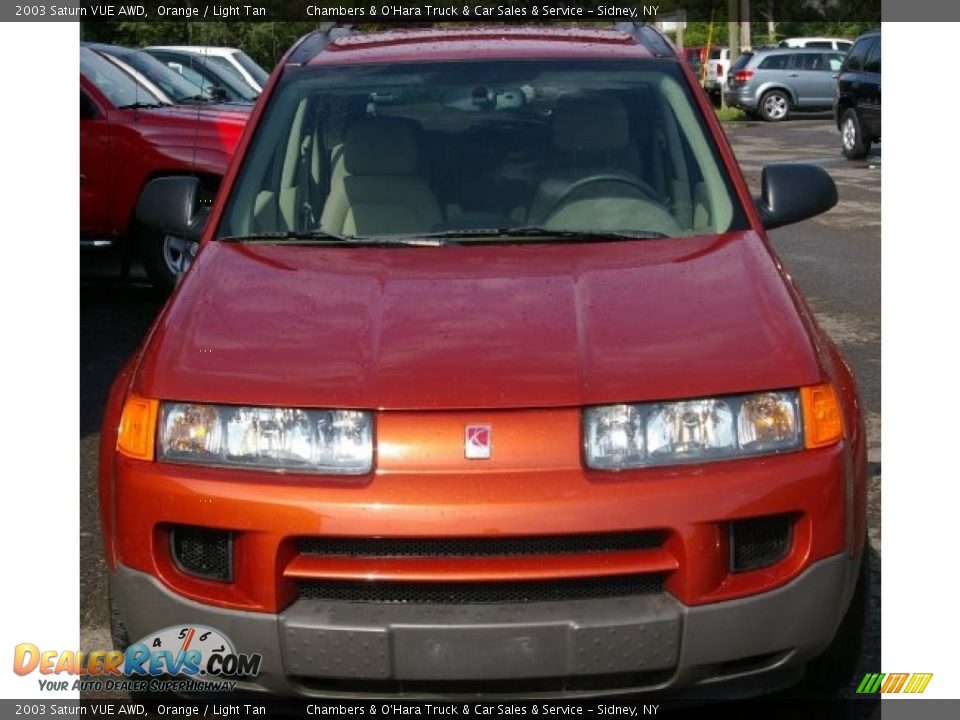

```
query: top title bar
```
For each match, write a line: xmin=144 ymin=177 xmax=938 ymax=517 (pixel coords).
xmin=1 ymin=0 xmax=907 ymax=24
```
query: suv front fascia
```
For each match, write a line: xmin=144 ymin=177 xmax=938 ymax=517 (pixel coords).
xmin=101 ymin=25 xmax=867 ymax=699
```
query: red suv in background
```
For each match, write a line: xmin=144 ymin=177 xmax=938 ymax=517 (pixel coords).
xmin=81 ymin=46 xmax=250 ymax=288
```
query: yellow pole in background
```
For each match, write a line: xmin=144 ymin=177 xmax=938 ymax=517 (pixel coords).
xmin=703 ymin=8 xmax=714 ymax=87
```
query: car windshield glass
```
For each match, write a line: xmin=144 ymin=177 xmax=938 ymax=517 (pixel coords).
xmin=730 ymin=53 xmax=753 ymax=71
xmin=232 ymin=51 xmax=270 ymax=87
xmin=157 ymin=53 xmax=259 ymax=102
xmin=80 ymin=47 xmax=164 ymax=107
xmin=217 ymin=59 xmax=746 ymax=242
xmin=105 ymin=48 xmax=211 ymax=103
xmin=205 ymin=56 xmax=260 ymax=99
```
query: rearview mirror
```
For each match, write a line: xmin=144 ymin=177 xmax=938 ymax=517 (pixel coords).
xmin=755 ymin=164 xmax=838 ymax=230
xmin=135 ymin=176 xmax=208 ymax=240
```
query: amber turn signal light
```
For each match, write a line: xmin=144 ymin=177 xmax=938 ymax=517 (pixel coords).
xmin=117 ymin=395 xmax=159 ymax=461
xmin=800 ymin=383 xmax=843 ymax=449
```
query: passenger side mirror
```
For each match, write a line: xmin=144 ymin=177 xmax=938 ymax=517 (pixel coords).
xmin=755 ymin=164 xmax=838 ymax=230
xmin=135 ymin=176 xmax=208 ymax=240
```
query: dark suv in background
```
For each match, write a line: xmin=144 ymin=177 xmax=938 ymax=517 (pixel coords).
xmin=835 ymin=30 xmax=881 ymax=159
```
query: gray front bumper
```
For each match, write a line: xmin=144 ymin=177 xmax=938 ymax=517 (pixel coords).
xmin=111 ymin=553 xmax=859 ymax=698
xmin=723 ymin=89 xmax=758 ymax=111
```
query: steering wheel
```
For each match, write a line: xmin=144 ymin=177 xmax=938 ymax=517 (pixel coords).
xmin=543 ymin=174 xmax=664 ymax=222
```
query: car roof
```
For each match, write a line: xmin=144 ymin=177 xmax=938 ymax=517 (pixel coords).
xmin=306 ymin=26 xmax=664 ymax=66
xmin=749 ymin=47 xmax=844 ymax=55
xmin=85 ymin=42 xmax=138 ymax=58
xmin=147 ymin=46 xmax=241 ymax=55
xmin=779 ymin=37 xmax=850 ymax=42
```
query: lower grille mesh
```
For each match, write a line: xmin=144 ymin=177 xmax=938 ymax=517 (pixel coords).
xmin=170 ymin=526 xmax=232 ymax=581
xmin=298 ymin=531 xmax=663 ymax=559
xmin=729 ymin=515 xmax=793 ymax=572
xmin=297 ymin=574 xmax=665 ymax=604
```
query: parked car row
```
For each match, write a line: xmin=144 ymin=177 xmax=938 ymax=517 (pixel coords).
xmin=692 ymin=37 xmax=851 ymax=102
xmin=689 ymin=31 xmax=880 ymax=159
xmin=79 ymin=43 xmax=265 ymax=287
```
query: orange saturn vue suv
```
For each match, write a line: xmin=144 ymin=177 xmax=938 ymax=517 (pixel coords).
xmin=99 ymin=23 xmax=869 ymax=699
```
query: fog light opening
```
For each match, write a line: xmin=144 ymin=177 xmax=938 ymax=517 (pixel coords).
xmin=170 ymin=526 xmax=234 ymax=582
xmin=728 ymin=514 xmax=793 ymax=573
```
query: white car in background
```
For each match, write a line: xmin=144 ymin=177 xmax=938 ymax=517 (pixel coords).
xmin=705 ymin=47 xmax=731 ymax=98
xmin=144 ymin=45 xmax=269 ymax=93
xmin=778 ymin=37 xmax=853 ymax=52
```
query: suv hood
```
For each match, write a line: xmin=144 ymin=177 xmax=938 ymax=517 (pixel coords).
xmin=136 ymin=231 xmax=823 ymax=410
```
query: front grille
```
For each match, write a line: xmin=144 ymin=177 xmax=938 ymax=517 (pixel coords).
xmin=297 ymin=574 xmax=665 ymax=604
xmin=170 ymin=526 xmax=233 ymax=582
xmin=298 ymin=531 xmax=663 ymax=558
xmin=729 ymin=515 xmax=793 ymax=572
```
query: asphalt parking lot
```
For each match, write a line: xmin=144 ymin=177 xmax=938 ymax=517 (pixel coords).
xmin=79 ymin=114 xmax=880 ymax=712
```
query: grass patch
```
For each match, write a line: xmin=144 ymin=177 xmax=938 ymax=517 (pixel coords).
xmin=715 ymin=107 xmax=747 ymax=122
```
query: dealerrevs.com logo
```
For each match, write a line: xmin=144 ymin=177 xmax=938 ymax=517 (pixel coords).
xmin=13 ymin=625 xmax=261 ymax=693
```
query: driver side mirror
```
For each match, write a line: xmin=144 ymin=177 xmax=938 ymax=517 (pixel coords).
xmin=135 ymin=176 xmax=209 ymax=240
xmin=755 ymin=164 xmax=838 ymax=230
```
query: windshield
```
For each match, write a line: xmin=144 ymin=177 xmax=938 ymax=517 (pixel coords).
xmin=149 ymin=51 xmax=259 ymax=102
xmin=233 ymin=51 xmax=270 ymax=87
xmin=730 ymin=53 xmax=753 ymax=72
xmin=80 ymin=47 xmax=164 ymax=108
xmin=205 ymin=56 xmax=261 ymax=99
xmin=102 ymin=47 xmax=211 ymax=103
xmin=217 ymin=59 xmax=745 ymax=242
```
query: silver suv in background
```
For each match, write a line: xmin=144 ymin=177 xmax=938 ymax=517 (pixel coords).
xmin=778 ymin=37 xmax=853 ymax=52
xmin=723 ymin=48 xmax=846 ymax=121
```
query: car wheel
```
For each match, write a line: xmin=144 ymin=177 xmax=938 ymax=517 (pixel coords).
xmin=108 ymin=587 xmax=130 ymax=653
xmin=760 ymin=90 xmax=790 ymax=122
xmin=109 ymin=588 xmax=171 ymax=699
xmin=140 ymin=225 xmax=197 ymax=291
xmin=801 ymin=551 xmax=870 ymax=695
xmin=841 ymin=108 xmax=871 ymax=159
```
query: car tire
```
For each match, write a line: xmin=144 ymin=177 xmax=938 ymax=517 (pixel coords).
xmin=760 ymin=90 xmax=791 ymax=122
xmin=801 ymin=550 xmax=870 ymax=695
xmin=841 ymin=108 xmax=871 ymax=159
xmin=109 ymin=587 xmax=174 ymax=699
xmin=139 ymin=224 xmax=196 ymax=292
xmin=108 ymin=587 xmax=130 ymax=653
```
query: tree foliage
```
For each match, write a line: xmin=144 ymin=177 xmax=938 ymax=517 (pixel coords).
xmin=82 ymin=22 xmax=318 ymax=69
xmin=80 ymin=0 xmax=880 ymax=68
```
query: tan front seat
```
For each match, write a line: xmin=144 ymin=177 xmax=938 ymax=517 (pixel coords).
xmin=320 ymin=117 xmax=442 ymax=236
xmin=528 ymin=95 xmax=681 ymax=235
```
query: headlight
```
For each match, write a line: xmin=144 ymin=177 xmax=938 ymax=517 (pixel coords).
xmin=158 ymin=403 xmax=372 ymax=474
xmin=584 ymin=391 xmax=801 ymax=469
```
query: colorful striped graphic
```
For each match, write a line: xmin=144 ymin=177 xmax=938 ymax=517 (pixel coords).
xmin=857 ymin=672 xmax=933 ymax=694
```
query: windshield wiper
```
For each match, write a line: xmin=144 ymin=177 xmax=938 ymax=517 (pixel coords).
xmin=218 ymin=230 xmax=445 ymax=247
xmin=413 ymin=226 xmax=670 ymax=242
xmin=177 ymin=94 xmax=215 ymax=104
xmin=218 ymin=227 xmax=668 ymax=247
